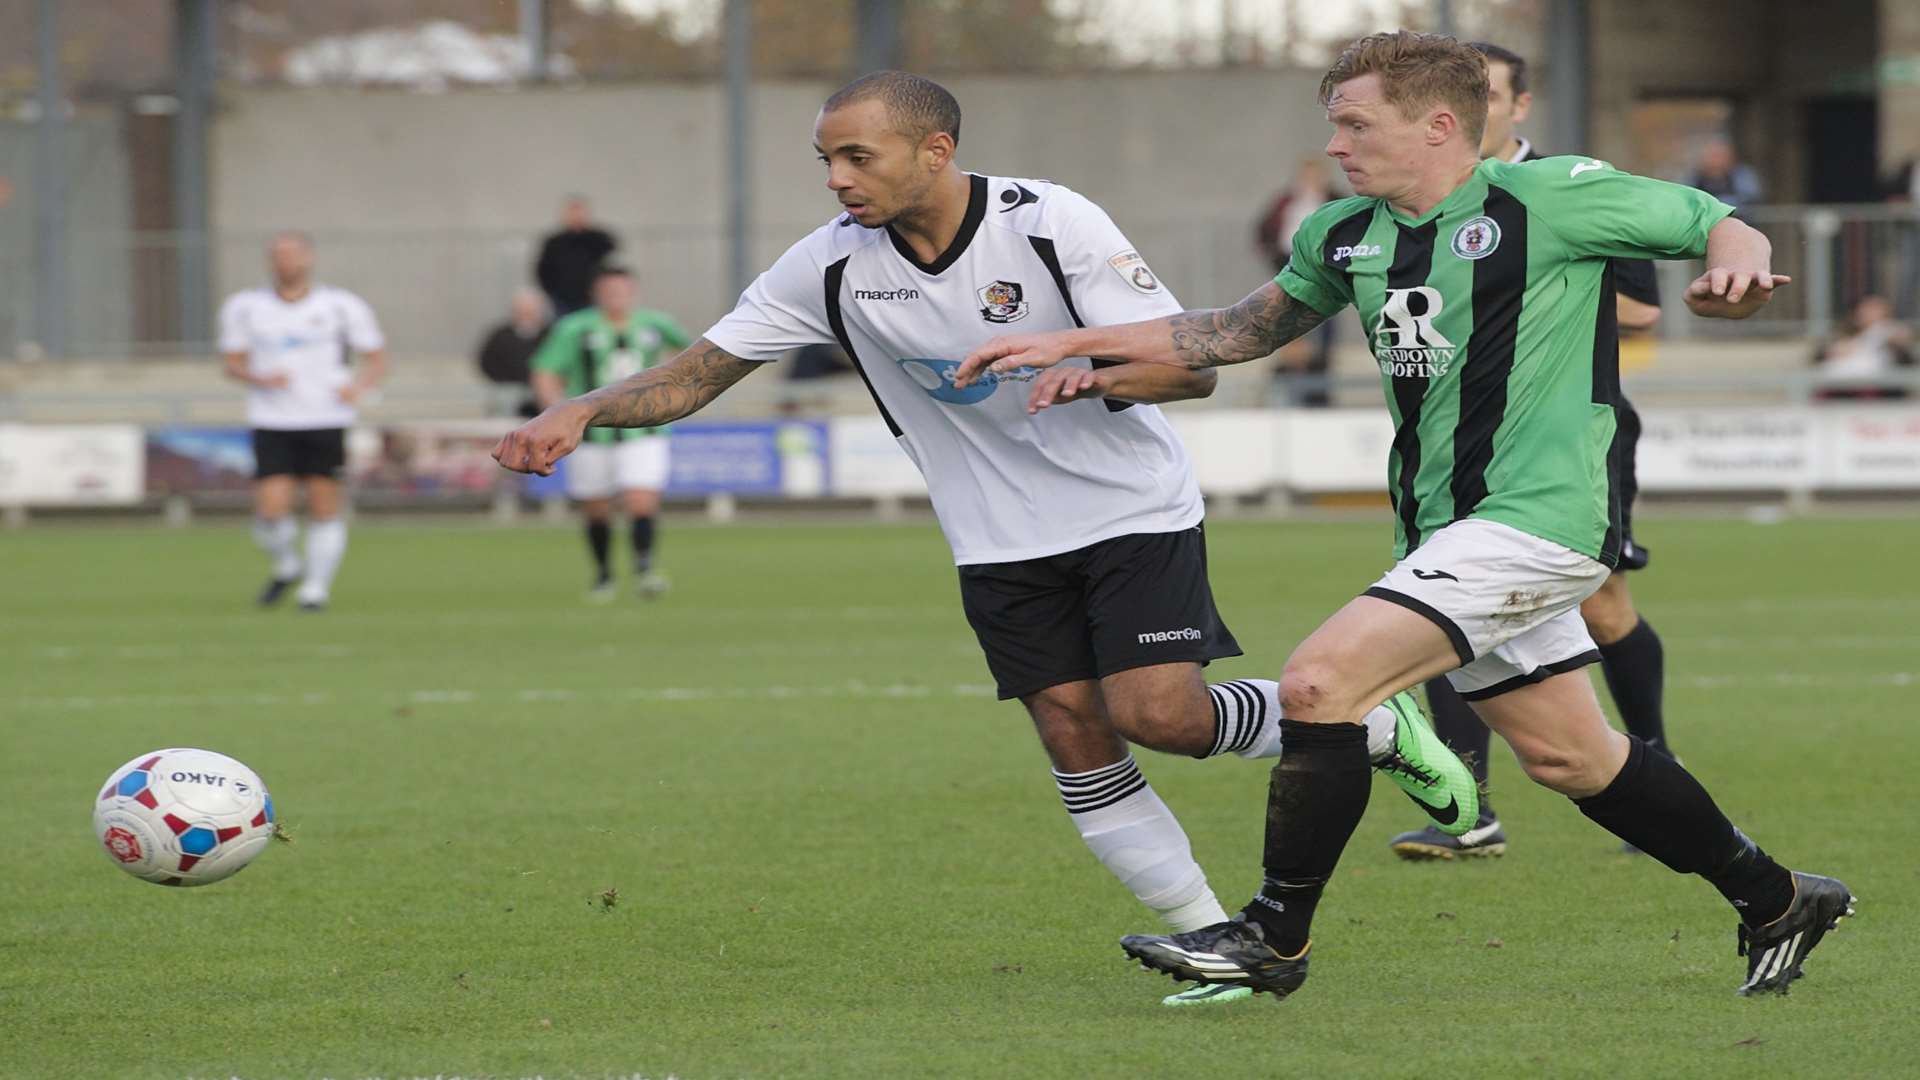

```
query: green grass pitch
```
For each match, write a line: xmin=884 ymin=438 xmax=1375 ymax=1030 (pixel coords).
xmin=3 ymin=514 xmax=1914 ymax=1079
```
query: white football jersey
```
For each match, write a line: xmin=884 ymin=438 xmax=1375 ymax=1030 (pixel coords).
xmin=705 ymin=174 xmax=1202 ymax=565
xmin=218 ymin=285 xmax=385 ymax=430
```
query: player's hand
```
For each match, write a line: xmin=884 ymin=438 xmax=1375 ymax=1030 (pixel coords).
xmin=336 ymin=383 xmax=365 ymax=404
xmin=1685 ymin=268 xmax=1791 ymax=320
xmin=1026 ymin=366 xmax=1109 ymax=414
xmin=953 ymin=333 xmax=1075 ymax=388
xmin=259 ymin=373 xmax=291 ymax=390
xmin=493 ymin=402 xmax=591 ymax=476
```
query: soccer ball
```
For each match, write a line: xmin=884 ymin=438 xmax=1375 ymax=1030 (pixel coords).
xmin=92 ymin=748 xmax=276 ymax=887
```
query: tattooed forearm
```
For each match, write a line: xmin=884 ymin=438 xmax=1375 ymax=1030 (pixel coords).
xmin=577 ymin=339 xmax=759 ymax=428
xmin=1167 ymin=282 xmax=1329 ymax=369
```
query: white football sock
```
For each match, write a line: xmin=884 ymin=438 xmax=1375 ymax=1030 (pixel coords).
xmin=1364 ymin=702 xmax=1398 ymax=761
xmin=297 ymin=518 xmax=348 ymax=604
xmin=1052 ymin=755 xmax=1228 ymax=932
xmin=1206 ymin=678 xmax=1284 ymax=759
xmin=252 ymin=517 xmax=301 ymax=581
xmin=1208 ymin=678 xmax=1399 ymax=762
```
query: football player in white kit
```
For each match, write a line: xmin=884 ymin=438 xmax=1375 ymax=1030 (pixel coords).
xmin=494 ymin=72 xmax=1473 ymax=1005
xmin=219 ymin=232 xmax=387 ymax=611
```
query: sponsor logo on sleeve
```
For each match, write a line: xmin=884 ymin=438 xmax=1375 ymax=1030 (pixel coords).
xmin=1569 ymin=159 xmax=1608 ymax=178
xmin=1106 ymin=249 xmax=1164 ymax=294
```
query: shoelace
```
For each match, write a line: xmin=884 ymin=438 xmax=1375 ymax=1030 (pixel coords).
xmin=1377 ymin=750 xmax=1438 ymax=787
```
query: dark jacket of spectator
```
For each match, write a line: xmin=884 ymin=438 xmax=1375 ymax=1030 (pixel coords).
xmin=535 ymin=227 xmax=618 ymax=315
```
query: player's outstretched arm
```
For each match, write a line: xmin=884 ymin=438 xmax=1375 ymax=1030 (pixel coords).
xmin=955 ymin=281 xmax=1328 ymax=386
xmin=1023 ymin=363 xmax=1215 ymax=414
xmin=1685 ymin=218 xmax=1791 ymax=320
xmin=492 ymin=338 xmax=758 ymax=476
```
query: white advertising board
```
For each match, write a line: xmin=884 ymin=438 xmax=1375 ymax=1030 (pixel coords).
xmin=0 ymin=424 xmax=146 ymax=506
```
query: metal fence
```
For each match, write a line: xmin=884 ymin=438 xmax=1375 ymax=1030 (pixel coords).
xmin=2 ymin=204 xmax=1916 ymax=362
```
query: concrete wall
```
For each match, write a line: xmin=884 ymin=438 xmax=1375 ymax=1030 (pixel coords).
xmin=209 ymin=69 xmax=1560 ymax=354
xmin=0 ymin=109 xmax=135 ymax=357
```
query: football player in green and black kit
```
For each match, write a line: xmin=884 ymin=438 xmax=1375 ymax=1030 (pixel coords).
xmin=959 ymin=31 xmax=1852 ymax=1001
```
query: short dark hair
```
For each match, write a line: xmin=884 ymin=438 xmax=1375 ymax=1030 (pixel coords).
xmin=822 ymin=70 xmax=962 ymax=147
xmin=594 ymin=263 xmax=632 ymax=282
xmin=1468 ymin=42 xmax=1528 ymax=96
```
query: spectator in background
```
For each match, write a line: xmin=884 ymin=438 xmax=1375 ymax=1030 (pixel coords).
xmin=1254 ymin=158 xmax=1338 ymax=406
xmin=1685 ymin=138 xmax=1763 ymax=213
xmin=476 ymin=288 xmax=548 ymax=418
xmin=535 ymin=195 xmax=618 ymax=316
xmin=1813 ymin=294 xmax=1914 ymax=401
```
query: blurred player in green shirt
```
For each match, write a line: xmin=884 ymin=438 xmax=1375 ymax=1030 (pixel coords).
xmin=532 ymin=264 xmax=690 ymax=599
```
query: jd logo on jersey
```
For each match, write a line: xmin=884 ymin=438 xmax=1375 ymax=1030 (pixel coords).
xmin=1372 ymin=286 xmax=1456 ymax=378
xmin=897 ymin=357 xmax=1038 ymax=405
xmin=977 ymin=280 xmax=1029 ymax=324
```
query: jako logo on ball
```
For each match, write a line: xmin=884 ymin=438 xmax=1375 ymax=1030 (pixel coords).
xmin=92 ymin=748 xmax=276 ymax=887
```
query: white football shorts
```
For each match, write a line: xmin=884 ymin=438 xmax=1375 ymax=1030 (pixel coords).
xmin=564 ymin=438 xmax=671 ymax=500
xmin=1364 ymin=518 xmax=1611 ymax=700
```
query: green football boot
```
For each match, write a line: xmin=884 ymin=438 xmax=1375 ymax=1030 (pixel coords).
xmin=1373 ymin=690 xmax=1479 ymax=837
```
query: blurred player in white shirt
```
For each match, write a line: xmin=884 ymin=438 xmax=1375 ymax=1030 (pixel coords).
xmin=218 ymin=232 xmax=387 ymax=611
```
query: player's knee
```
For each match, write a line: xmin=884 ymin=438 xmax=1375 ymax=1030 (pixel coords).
xmin=1277 ymin=659 xmax=1358 ymax=723
xmin=1514 ymin=745 xmax=1609 ymax=796
xmin=1025 ymin=694 xmax=1124 ymax=770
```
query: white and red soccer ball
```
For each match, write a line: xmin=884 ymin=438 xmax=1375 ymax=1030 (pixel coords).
xmin=92 ymin=748 xmax=275 ymax=886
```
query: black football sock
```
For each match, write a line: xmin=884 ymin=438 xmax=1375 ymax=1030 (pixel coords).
xmin=1574 ymin=736 xmax=1794 ymax=926
xmin=1426 ymin=677 xmax=1494 ymax=818
xmin=586 ymin=520 xmax=612 ymax=581
xmin=1242 ymin=721 xmax=1371 ymax=955
xmin=631 ymin=515 xmax=657 ymax=573
xmin=1599 ymin=618 xmax=1671 ymax=758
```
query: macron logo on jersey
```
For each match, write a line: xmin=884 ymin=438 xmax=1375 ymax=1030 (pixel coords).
xmin=1137 ymin=627 xmax=1203 ymax=645
xmin=1372 ymin=286 xmax=1456 ymax=378
xmin=852 ymin=287 xmax=921 ymax=302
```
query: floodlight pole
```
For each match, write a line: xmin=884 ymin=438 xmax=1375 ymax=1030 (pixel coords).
xmin=520 ymin=0 xmax=549 ymax=82
xmin=1547 ymin=0 xmax=1590 ymax=154
xmin=724 ymin=0 xmax=752 ymax=298
xmin=175 ymin=0 xmax=217 ymax=350
xmin=855 ymin=0 xmax=903 ymax=74
xmin=33 ymin=0 xmax=68 ymax=358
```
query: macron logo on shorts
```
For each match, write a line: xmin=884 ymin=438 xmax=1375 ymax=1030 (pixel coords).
xmin=1138 ymin=627 xmax=1204 ymax=645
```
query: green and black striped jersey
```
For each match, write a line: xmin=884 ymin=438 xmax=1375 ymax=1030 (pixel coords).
xmin=1278 ymin=156 xmax=1733 ymax=565
xmin=532 ymin=307 xmax=691 ymax=444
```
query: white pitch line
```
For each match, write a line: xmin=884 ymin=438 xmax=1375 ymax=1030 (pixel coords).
xmin=11 ymin=681 xmax=1003 ymax=713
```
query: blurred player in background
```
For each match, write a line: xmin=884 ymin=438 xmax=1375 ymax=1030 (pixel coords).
xmin=219 ymin=231 xmax=387 ymax=612
xmin=496 ymin=71 xmax=1475 ymax=1007
xmin=1389 ymin=41 xmax=1676 ymax=861
xmin=963 ymin=31 xmax=1849 ymax=1001
xmin=531 ymin=264 xmax=691 ymax=600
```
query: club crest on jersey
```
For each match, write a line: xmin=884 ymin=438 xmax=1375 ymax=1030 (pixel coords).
xmin=1450 ymin=216 xmax=1501 ymax=260
xmin=977 ymin=280 xmax=1029 ymax=324
xmin=1106 ymin=250 xmax=1164 ymax=294
xmin=897 ymin=357 xmax=1038 ymax=405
